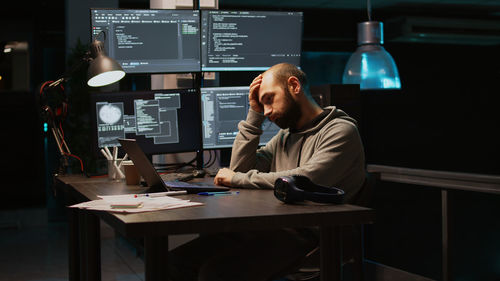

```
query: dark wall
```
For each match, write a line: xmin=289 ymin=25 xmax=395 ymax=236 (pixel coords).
xmin=359 ymin=42 xmax=500 ymax=280
xmin=362 ymin=43 xmax=500 ymax=175
xmin=0 ymin=1 xmax=65 ymax=210
xmin=0 ymin=92 xmax=45 ymax=208
xmin=296 ymin=7 xmax=500 ymax=280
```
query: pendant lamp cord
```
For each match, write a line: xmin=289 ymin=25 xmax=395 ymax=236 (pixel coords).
xmin=367 ymin=0 xmax=372 ymax=21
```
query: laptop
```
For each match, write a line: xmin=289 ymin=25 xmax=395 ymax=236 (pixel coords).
xmin=118 ymin=138 xmax=230 ymax=194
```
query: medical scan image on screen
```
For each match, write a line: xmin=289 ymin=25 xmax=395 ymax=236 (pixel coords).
xmin=90 ymin=89 xmax=202 ymax=156
xmin=201 ymin=86 xmax=280 ymax=149
xmin=91 ymin=9 xmax=201 ymax=73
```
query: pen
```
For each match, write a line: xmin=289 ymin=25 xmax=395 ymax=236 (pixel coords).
xmin=104 ymin=146 xmax=112 ymax=160
xmin=101 ymin=148 xmax=112 ymax=160
xmin=110 ymin=202 xmax=144 ymax=209
xmin=134 ymin=190 xmax=187 ymax=198
xmin=113 ymin=161 xmax=125 ymax=179
xmin=113 ymin=146 xmax=118 ymax=160
xmin=197 ymin=191 xmax=240 ymax=196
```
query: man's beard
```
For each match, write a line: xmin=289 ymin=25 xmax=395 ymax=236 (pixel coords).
xmin=273 ymin=88 xmax=302 ymax=130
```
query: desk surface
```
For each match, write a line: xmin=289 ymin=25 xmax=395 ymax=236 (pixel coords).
xmin=57 ymin=174 xmax=376 ymax=281
xmin=56 ymin=174 xmax=375 ymax=238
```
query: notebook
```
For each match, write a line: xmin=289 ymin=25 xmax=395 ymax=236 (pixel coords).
xmin=118 ymin=138 xmax=230 ymax=194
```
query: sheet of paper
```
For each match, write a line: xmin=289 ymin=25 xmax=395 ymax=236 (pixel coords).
xmin=98 ymin=193 xmax=186 ymax=202
xmin=69 ymin=196 xmax=203 ymax=213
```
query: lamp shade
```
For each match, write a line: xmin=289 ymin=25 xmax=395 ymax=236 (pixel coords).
xmin=342 ymin=21 xmax=401 ymax=90
xmin=87 ymin=39 xmax=125 ymax=87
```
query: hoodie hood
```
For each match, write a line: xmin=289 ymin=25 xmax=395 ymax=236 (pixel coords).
xmin=278 ymin=106 xmax=358 ymax=158
xmin=288 ymin=106 xmax=357 ymax=135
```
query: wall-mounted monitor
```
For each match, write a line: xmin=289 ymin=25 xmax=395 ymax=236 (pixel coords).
xmin=201 ymin=86 xmax=281 ymax=149
xmin=201 ymin=10 xmax=303 ymax=71
xmin=90 ymin=9 xmax=201 ymax=74
xmin=89 ymin=88 xmax=202 ymax=157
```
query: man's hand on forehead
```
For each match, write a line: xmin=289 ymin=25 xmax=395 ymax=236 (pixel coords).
xmin=249 ymin=74 xmax=264 ymax=113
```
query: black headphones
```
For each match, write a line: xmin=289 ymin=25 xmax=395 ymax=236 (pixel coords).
xmin=274 ymin=175 xmax=345 ymax=204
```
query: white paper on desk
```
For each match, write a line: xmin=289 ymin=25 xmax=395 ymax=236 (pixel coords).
xmin=98 ymin=194 xmax=186 ymax=202
xmin=69 ymin=196 xmax=203 ymax=213
xmin=97 ymin=191 xmax=186 ymax=200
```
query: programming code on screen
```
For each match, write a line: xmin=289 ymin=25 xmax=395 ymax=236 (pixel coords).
xmin=201 ymin=10 xmax=303 ymax=71
xmin=91 ymin=89 xmax=202 ymax=156
xmin=91 ymin=9 xmax=201 ymax=73
xmin=201 ymin=86 xmax=280 ymax=149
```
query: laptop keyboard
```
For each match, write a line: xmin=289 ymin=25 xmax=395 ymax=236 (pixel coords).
xmin=164 ymin=181 xmax=204 ymax=188
xmin=160 ymin=172 xmax=194 ymax=182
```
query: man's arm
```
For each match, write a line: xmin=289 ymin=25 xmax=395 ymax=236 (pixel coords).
xmin=221 ymin=121 xmax=365 ymax=194
xmin=214 ymin=109 xmax=278 ymax=187
xmin=214 ymin=74 xmax=275 ymax=186
xmin=229 ymin=109 xmax=277 ymax=172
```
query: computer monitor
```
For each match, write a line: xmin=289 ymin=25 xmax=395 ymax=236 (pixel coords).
xmin=89 ymin=88 xmax=202 ymax=157
xmin=201 ymin=10 xmax=303 ymax=71
xmin=201 ymin=86 xmax=281 ymax=149
xmin=90 ymin=9 xmax=201 ymax=73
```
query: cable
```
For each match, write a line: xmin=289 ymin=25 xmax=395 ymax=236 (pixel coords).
xmin=366 ymin=0 xmax=372 ymax=21
xmin=59 ymin=125 xmax=86 ymax=174
xmin=203 ymin=150 xmax=213 ymax=167
xmin=63 ymin=152 xmax=84 ymax=173
xmin=204 ymin=150 xmax=218 ymax=168
xmin=210 ymin=150 xmax=218 ymax=167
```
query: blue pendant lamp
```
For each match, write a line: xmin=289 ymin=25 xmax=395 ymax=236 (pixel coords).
xmin=342 ymin=0 xmax=401 ymax=90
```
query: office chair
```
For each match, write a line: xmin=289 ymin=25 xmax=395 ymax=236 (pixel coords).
xmin=270 ymin=172 xmax=376 ymax=281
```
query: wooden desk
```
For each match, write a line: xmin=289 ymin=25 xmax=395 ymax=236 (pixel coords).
xmin=55 ymin=174 xmax=375 ymax=281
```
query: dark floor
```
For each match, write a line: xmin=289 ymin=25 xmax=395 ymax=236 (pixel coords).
xmin=0 ymin=207 xmax=145 ymax=281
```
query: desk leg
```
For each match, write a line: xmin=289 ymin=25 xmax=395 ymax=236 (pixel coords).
xmin=442 ymin=190 xmax=452 ymax=281
xmin=79 ymin=211 xmax=101 ymax=281
xmin=320 ymin=226 xmax=342 ymax=281
xmin=68 ymin=208 xmax=80 ymax=281
xmin=351 ymin=225 xmax=364 ymax=281
xmin=144 ymin=236 xmax=169 ymax=281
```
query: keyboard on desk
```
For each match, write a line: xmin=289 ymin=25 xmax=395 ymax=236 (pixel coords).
xmin=160 ymin=172 xmax=194 ymax=182
xmin=164 ymin=181 xmax=207 ymax=188
xmin=162 ymin=179 xmax=230 ymax=193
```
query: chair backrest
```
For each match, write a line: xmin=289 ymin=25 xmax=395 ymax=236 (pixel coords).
xmin=310 ymin=84 xmax=362 ymax=132
xmin=351 ymin=171 xmax=377 ymax=208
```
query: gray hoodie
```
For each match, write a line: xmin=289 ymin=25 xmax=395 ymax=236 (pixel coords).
xmin=230 ymin=106 xmax=366 ymax=202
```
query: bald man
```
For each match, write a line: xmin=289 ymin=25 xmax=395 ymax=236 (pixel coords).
xmin=168 ymin=63 xmax=366 ymax=281
xmin=214 ymin=62 xmax=365 ymax=202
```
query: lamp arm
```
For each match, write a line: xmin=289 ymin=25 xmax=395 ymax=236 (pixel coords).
xmin=48 ymin=51 xmax=92 ymax=89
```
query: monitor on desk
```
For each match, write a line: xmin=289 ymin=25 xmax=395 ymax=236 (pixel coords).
xmin=201 ymin=10 xmax=303 ymax=71
xmin=201 ymin=86 xmax=280 ymax=149
xmin=89 ymin=88 xmax=202 ymax=157
xmin=90 ymin=8 xmax=201 ymax=73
